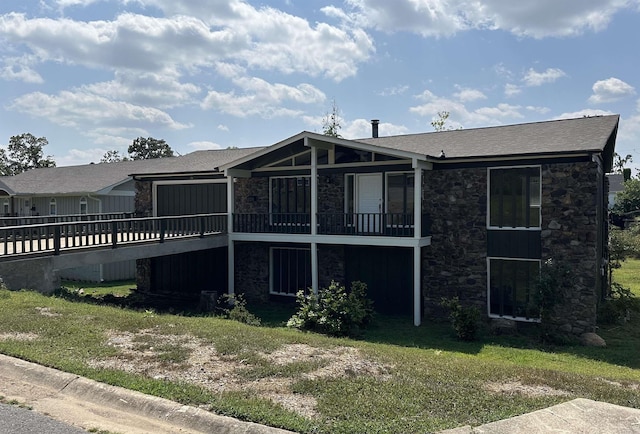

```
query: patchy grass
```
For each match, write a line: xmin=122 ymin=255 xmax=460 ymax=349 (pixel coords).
xmin=1 ymin=265 xmax=640 ymax=433
xmin=613 ymin=257 xmax=640 ymax=296
xmin=62 ymin=280 xmax=135 ymax=298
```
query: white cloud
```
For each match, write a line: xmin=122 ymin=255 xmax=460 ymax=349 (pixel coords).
xmin=187 ymin=141 xmax=223 ymax=150
xmin=504 ymin=83 xmax=521 ymax=97
xmin=201 ymin=76 xmax=325 ymax=118
xmin=410 ymin=88 xmax=524 ymax=127
xmin=453 ymin=86 xmax=487 ymax=102
xmin=523 ymin=68 xmax=567 ymax=87
xmin=10 ymin=90 xmax=190 ymax=130
xmin=588 ymin=77 xmax=636 ymax=104
xmin=0 ymin=56 xmax=43 ymax=83
xmin=217 ymin=124 xmax=230 ymax=132
xmin=334 ymin=0 xmax=637 ymax=38
xmin=378 ymin=85 xmax=409 ymax=97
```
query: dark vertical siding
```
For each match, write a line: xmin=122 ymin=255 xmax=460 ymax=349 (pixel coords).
xmin=156 ymin=183 xmax=227 ymax=216
xmin=345 ymin=246 xmax=412 ymax=315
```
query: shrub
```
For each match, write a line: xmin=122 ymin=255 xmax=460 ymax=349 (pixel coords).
xmin=218 ymin=293 xmax=262 ymax=326
xmin=440 ymin=297 xmax=481 ymax=341
xmin=598 ymin=282 xmax=640 ymax=325
xmin=286 ymin=281 xmax=374 ymax=337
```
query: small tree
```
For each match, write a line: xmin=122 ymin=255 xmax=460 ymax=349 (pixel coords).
xmin=431 ymin=111 xmax=452 ymax=132
xmin=612 ymin=152 xmax=633 ymax=175
xmin=612 ymin=178 xmax=640 ymax=216
xmin=128 ymin=137 xmax=174 ymax=160
xmin=322 ymin=100 xmax=342 ymax=138
xmin=0 ymin=133 xmax=56 ymax=175
xmin=100 ymin=150 xmax=129 ymax=163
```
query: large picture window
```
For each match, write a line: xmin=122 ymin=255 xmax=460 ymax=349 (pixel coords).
xmin=270 ymin=247 xmax=311 ymax=296
xmin=489 ymin=167 xmax=541 ymax=228
xmin=489 ymin=258 xmax=540 ymax=320
xmin=270 ymin=176 xmax=310 ymax=214
xmin=386 ymin=173 xmax=414 ymax=215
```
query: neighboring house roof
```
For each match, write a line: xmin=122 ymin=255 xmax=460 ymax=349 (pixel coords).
xmin=0 ymin=147 xmax=263 ymax=196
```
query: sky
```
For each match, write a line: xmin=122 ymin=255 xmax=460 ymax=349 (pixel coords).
xmin=0 ymin=0 xmax=639 ymax=169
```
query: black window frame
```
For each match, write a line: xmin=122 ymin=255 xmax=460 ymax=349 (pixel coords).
xmin=270 ymin=247 xmax=312 ymax=296
xmin=488 ymin=257 xmax=541 ymax=321
xmin=488 ymin=166 xmax=541 ymax=229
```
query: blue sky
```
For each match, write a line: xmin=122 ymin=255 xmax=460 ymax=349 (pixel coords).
xmin=1 ymin=0 xmax=639 ymax=168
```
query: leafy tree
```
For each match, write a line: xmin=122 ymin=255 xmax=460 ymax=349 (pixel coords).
xmin=0 ymin=133 xmax=56 ymax=175
xmin=612 ymin=152 xmax=633 ymax=175
xmin=100 ymin=150 xmax=129 ymax=163
xmin=128 ymin=137 xmax=174 ymax=160
xmin=612 ymin=178 xmax=640 ymax=216
xmin=322 ymin=99 xmax=342 ymax=138
xmin=431 ymin=111 xmax=454 ymax=132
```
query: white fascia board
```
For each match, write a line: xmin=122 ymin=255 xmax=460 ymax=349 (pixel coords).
xmin=219 ymin=131 xmax=310 ymax=172
xmin=229 ymin=232 xmax=431 ymax=248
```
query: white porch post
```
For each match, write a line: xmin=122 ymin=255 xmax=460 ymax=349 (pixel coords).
xmin=413 ymin=245 xmax=421 ymax=326
xmin=226 ymin=173 xmax=235 ymax=296
xmin=413 ymin=161 xmax=423 ymax=326
xmin=309 ymin=139 xmax=319 ymax=294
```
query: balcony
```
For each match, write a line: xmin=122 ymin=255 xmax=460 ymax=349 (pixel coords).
xmin=233 ymin=213 xmax=430 ymax=237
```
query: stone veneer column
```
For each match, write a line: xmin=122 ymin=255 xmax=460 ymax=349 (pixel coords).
xmin=421 ymin=167 xmax=488 ymax=318
xmin=541 ymin=161 xmax=599 ymax=334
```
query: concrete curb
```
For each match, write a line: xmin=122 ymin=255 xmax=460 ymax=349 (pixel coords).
xmin=0 ymin=353 xmax=294 ymax=434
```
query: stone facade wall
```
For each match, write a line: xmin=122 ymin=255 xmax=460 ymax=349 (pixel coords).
xmin=235 ymin=178 xmax=269 ymax=214
xmin=540 ymin=161 xmax=599 ymax=334
xmin=234 ymin=242 xmax=270 ymax=302
xmin=134 ymin=180 xmax=153 ymax=217
xmin=317 ymin=174 xmax=344 ymax=214
xmin=422 ymin=167 xmax=488 ymax=318
xmin=318 ymin=244 xmax=345 ymax=288
xmin=134 ymin=180 xmax=153 ymax=291
xmin=421 ymin=161 xmax=601 ymax=334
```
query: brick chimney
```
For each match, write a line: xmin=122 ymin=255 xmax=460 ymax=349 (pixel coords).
xmin=371 ymin=119 xmax=379 ymax=138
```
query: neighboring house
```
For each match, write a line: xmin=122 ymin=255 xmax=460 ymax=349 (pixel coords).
xmin=606 ymin=173 xmax=624 ymax=209
xmin=0 ymin=147 xmax=261 ymax=282
xmin=134 ymin=115 xmax=618 ymax=335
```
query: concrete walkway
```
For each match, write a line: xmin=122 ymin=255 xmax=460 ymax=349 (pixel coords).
xmin=440 ymin=397 xmax=640 ymax=433
xmin=1 ymin=352 xmax=639 ymax=433
xmin=0 ymin=353 xmax=293 ymax=434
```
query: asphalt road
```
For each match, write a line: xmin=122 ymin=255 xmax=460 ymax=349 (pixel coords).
xmin=0 ymin=403 xmax=87 ymax=434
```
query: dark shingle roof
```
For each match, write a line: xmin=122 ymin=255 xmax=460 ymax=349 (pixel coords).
xmin=0 ymin=147 xmax=262 ymax=195
xmin=356 ymin=115 xmax=619 ymax=160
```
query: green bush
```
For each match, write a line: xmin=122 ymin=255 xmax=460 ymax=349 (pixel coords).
xmin=440 ymin=297 xmax=481 ymax=341
xmin=218 ymin=293 xmax=262 ymax=326
xmin=286 ymin=281 xmax=374 ymax=337
xmin=598 ymin=282 xmax=640 ymax=325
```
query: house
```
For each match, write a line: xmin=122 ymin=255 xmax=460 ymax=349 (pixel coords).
xmin=133 ymin=115 xmax=618 ymax=335
xmin=0 ymin=147 xmax=260 ymax=282
xmin=606 ymin=173 xmax=624 ymax=210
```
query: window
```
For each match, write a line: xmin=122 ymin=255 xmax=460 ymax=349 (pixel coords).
xmin=49 ymin=198 xmax=57 ymax=215
xmin=386 ymin=173 xmax=414 ymax=215
xmin=489 ymin=258 xmax=540 ymax=320
xmin=79 ymin=197 xmax=88 ymax=214
xmin=270 ymin=176 xmax=310 ymax=214
xmin=489 ymin=167 xmax=541 ymax=228
xmin=271 ymin=247 xmax=311 ymax=296
xmin=2 ymin=200 xmax=8 ymax=216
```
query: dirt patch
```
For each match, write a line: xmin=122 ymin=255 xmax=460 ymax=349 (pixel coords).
xmin=0 ymin=332 xmax=39 ymax=341
xmin=484 ymin=380 xmax=571 ymax=397
xmin=89 ymin=330 xmax=392 ymax=419
xmin=35 ymin=307 xmax=61 ymax=317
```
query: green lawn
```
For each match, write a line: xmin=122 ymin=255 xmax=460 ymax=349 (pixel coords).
xmin=0 ymin=272 xmax=638 ymax=433
xmin=613 ymin=257 xmax=640 ymax=296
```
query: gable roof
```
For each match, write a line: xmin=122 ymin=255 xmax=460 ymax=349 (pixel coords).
xmin=357 ymin=115 xmax=619 ymax=168
xmin=0 ymin=147 xmax=262 ymax=196
xmin=220 ymin=115 xmax=619 ymax=174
